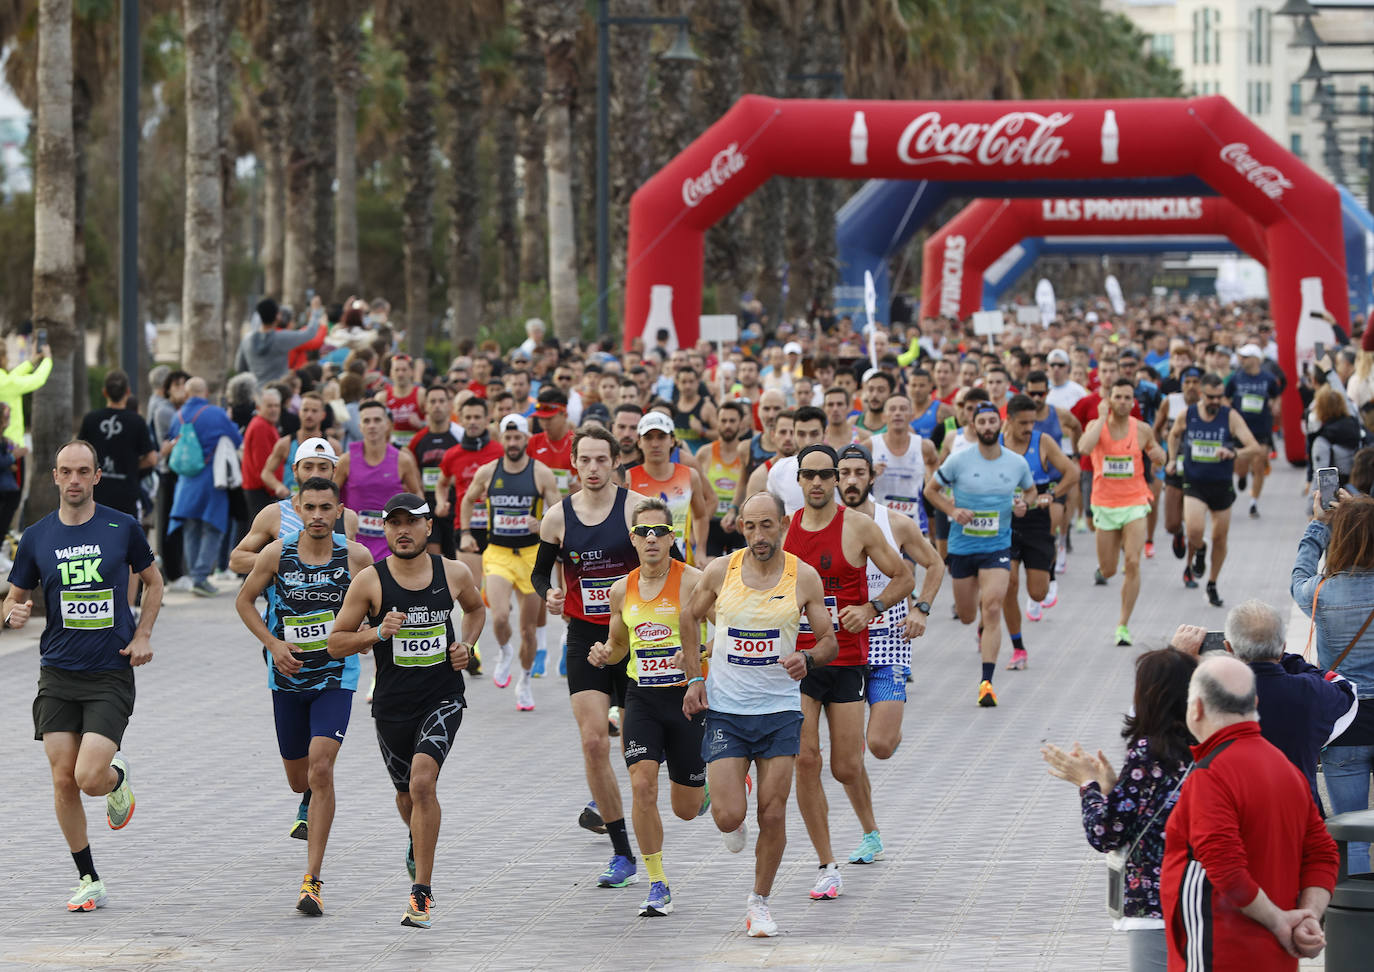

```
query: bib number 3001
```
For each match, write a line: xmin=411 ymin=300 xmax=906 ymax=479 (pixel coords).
xmin=726 ymin=626 xmax=781 ymax=666
xmin=60 ymin=589 xmax=115 ymax=630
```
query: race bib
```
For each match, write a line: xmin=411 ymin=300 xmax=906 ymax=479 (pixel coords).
xmin=633 ymin=646 xmax=685 ymax=687
xmin=798 ymin=595 xmax=839 ymax=635
xmin=964 ymin=511 xmax=1000 ymax=537
xmin=390 ymin=431 xmax=413 ymax=449
xmin=579 ymin=576 xmax=616 ymax=617
xmin=60 ymin=589 xmax=114 ymax=630
xmin=493 ymin=510 xmax=529 ymax=537
xmin=1190 ymin=441 xmax=1221 ymax=462
xmin=422 ymin=466 xmax=441 ymax=490
xmin=1103 ymin=455 xmax=1134 ymax=479
xmin=469 ymin=502 xmax=488 ymax=529
xmin=1240 ymin=393 xmax=1264 ymax=414
xmin=553 ymin=469 xmax=573 ymax=497
xmin=358 ymin=511 xmax=385 ymax=537
xmin=716 ymin=497 xmax=733 ymax=517
xmin=394 ymin=623 xmax=447 ymax=667
xmin=283 ymin=610 xmax=333 ymax=652
xmin=885 ymin=496 xmax=920 ymax=517
xmin=725 ymin=626 xmax=781 ymax=666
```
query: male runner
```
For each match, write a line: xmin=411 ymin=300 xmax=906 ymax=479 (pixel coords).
xmin=461 ymin=414 xmax=561 ymax=707
xmin=1224 ymin=344 xmax=1283 ymax=518
xmin=1022 ymin=370 xmax=1082 ymax=572
xmin=628 ymin=411 xmax=713 ymax=564
xmin=870 ymin=395 xmax=938 ymax=532
xmin=328 ymin=492 xmax=485 ymax=929
xmin=1166 ymin=373 xmax=1263 ymax=607
xmin=999 ymin=396 xmax=1078 ymax=664
xmin=260 ymin=392 xmax=341 ymax=499
xmin=5 ymin=440 xmax=163 ymax=912
xmin=680 ymin=491 xmax=837 ymax=938
xmin=336 ymin=400 xmax=423 ymax=561
xmin=1154 ymin=364 xmax=1203 ymax=558
xmin=723 ymin=389 xmax=786 ymax=528
xmin=380 ymin=353 xmax=425 ymax=449
xmin=932 ymin=358 xmax=960 ymax=405
xmin=924 ymin=403 xmax=1037 ymax=705
xmin=230 ymin=438 xmax=360 ymax=571
xmin=435 ymin=395 xmax=503 ymax=604
xmin=234 ymin=478 xmax=373 ymax=914
xmin=906 ymin=368 xmax=952 ymax=443
xmin=528 ymin=386 xmax=578 ymax=673
xmin=612 ymin=402 xmax=647 ymax=473
xmin=835 ymin=445 xmax=942 ymax=866
xmin=822 ymin=386 xmax=870 ymax=451
xmin=697 ymin=400 xmax=747 ymax=561
xmin=785 ymin=443 xmax=914 ymax=900
xmin=854 ymin=370 xmax=893 ymax=435
xmin=762 ymin=407 xmax=825 ymax=514
xmin=1080 ymin=379 xmax=1168 ymax=646
xmin=408 ymin=385 xmax=460 ymax=557
xmin=533 ymin=426 xmax=649 ymax=887
xmin=588 ymin=498 xmax=707 ymax=917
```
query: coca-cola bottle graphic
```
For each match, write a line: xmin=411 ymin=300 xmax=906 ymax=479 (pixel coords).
xmin=646 ymin=284 xmax=679 ymax=353
xmin=1294 ymin=276 xmax=1336 ymax=368
xmin=850 ymin=111 xmax=868 ymax=166
xmin=1100 ymin=110 xmax=1119 ymax=164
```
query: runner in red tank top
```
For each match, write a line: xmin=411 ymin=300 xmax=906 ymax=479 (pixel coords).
xmin=381 ymin=354 xmax=424 ymax=449
xmin=781 ymin=443 xmax=915 ymax=901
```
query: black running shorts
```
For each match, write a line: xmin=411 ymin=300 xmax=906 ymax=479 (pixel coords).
xmin=621 ymin=683 xmax=706 ymax=787
xmin=565 ymin=616 xmax=630 ymax=706
xmin=374 ymin=698 xmax=465 ymax=792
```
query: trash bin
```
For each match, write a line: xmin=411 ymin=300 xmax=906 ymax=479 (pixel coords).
xmin=1324 ymin=809 xmax=1374 ymax=972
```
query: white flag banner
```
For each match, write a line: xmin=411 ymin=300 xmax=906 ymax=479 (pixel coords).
xmin=1015 ymin=306 xmax=1042 ymax=326
xmin=864 ymin=270 xmax=878 ymax=367
xmin=1105 ymin=275 xmax=1125 ymax=316
xmin=971 ymin=310 xmax=1005 ymax=336
xmin=1035 ymin=278 xmax=1057 ymax=328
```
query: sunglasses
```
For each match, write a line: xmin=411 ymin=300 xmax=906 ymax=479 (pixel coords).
xmin=631 ymin=524 xmax=674 ymax=538
xmin=1049 ymin=361 xmax=1067 ymax=367
xmin=1026 ymin=389 xmax=1047 ymax=397
xmin=799 ymin=468 xmax=839 ymax=482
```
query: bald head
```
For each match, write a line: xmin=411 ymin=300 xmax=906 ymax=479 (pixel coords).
xmin=1188 ymin=655 xmax=1258 ymax=740
xmin=186 ymin=376 xmax=208 ymax=399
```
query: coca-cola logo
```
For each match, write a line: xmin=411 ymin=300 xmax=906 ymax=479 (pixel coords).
xmin=682 ymin=143 xmax=746 ymax=208
xmin=1219 ymin=143 xmax=1293 ymax=201
xmin=940 ymin=235 xmax=966 ymax=318
xmin=634 ymin=621 xmax=672 ymax=642
xmin=898 ymin=111 xmax=1073 ymax=167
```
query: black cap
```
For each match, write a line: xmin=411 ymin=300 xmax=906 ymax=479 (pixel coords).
xmin=837 ymin=443 xmax=872 ymax=466
xmin=383 ymin=493 xmax=432 ymax=519
xmin=796 ymin=443 xmax=840 ymax=467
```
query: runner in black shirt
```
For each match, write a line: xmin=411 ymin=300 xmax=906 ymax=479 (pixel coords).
xmin=78 ymin=370 xmax=157 ymax=519
xmin=407 ymin=385 xmax=460 ymax=557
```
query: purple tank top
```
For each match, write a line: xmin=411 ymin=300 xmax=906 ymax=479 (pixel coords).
xmin=343 ymin=441 xmax=403 ymax=560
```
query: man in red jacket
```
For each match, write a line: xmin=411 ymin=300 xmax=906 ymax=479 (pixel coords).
xmin=1162 ymin=655 xmax=1338 ymax=970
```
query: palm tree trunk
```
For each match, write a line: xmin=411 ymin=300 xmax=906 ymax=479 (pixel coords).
xmin=278 ymin=0 xmax=312 ymax=311
xmin=31 ymin=0 xmax=77 ymax=524
xmin=399 ymin=10 xmax=436 ymax=356
xmin=495 ymin=106 xmax=519 ymax=313
xmin=182 ymin=0 xmax=226 ymax=388
xmin=257 ymin=8 xmax=284 ymax=300
xmin=71 ymin=72 xmax=91 ymax=419
xmin=514 ymin=0 xmax=545 ymax=286
xmin=539 ymin=0 xmax=582 ymax=343
xmin=333 ymin=11 xmax=362 ymax=297
xmin=310 ymin=2 xmax=335 ymax=299
xmin=445 ymin=27 xmax=482 ymax=350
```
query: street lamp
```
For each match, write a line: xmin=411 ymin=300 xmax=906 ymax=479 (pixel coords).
xmin=596 ymin=6 xmax=698 ymax=339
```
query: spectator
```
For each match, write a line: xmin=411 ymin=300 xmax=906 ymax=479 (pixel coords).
xmin=1347 ymin=325 xmax=1374 ymax=414
xmin=519 ymin=317 xmax=546 ymax=358
xmin=0 ymin=402 xmax=26 ymax=537
xmin=1308 ymin=385 xmax=1365 ymax=486
xmin=1348 ymin=445 xmax=1373 ymax=496
xmin=286 ymin=295 xmax=329 ymax=372
xmin=240 ymin=387 xmax=283 ymax=519
xmin=0 ymin=338 xmax=51 ymax=444
xmin=165 ymin=377 xmax=242 ymax=597
xmin=1042 ymin=648 xmax=1197 ymax=972
xmin=225 ymin=373 xmax=258 ymax=433
xmin=234 ymin=297 xmax=326 ymax=385
xmin=152 ymin=369 xmax=191 ymax=588
xmin=1291 ymin=492 xmax=1374 ymax=872
xmin=1161 ymin=656 xmax=1337 ymax=967
xmin=336 ymin=371 xmax=366 ymax=447
xmin=77 ymin=370 xmax=157 ymax=520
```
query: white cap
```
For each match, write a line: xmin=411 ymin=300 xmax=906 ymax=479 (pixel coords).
xmin=783 ymin=340 xmax=803 ymax=356
xmin=637 ymin=411 xmax=675 ymax=437
xmin=862 ymin=367 xmax=882 ymax=384
xmin=294 ymin=436 xmax=339 ymax=466
xmin=1085 ymin=311 xmax=1100 ymax=323
xmin=499 ymin=413 xmax=529 ymax=435
xmin=1238 ymin=343 xmax=1263 ymax=358
xmin=1047 ymin=349 xmax=1071 ymax=364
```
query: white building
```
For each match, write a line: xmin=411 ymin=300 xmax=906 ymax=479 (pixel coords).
xmin=1105 ymin=0 xmax=1373 ymax=198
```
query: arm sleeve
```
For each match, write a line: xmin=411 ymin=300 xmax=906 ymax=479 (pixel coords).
xmin=8 ymin=531 xmax=40 ymax=590
xmin=531 ymin=539 xmax=559 ymax=600
xmin=1078 ymin=741 xmax=1160 ymax=852
xmin=127 ymin=521 xmax=155 ymax=573
xmin=1185 ymin=769 xmax=1261 ymax=907
xmin=1290 ymin=520 xmax=1329 ymax=616
xmin=11 ymin=355 xmax=52 ymax=393
xmin=235 ymin=342 xmax=248 ymax=374
xmin=275 ymin=328 xmax=321 ymax=352
xmin=1299 ymin=791 xmax=1341 ymax=893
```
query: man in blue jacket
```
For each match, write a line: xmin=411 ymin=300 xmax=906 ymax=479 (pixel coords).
xmin=163 ymin=377 xmax=242 ymax=596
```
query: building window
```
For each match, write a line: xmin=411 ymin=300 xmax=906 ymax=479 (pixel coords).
xmin=1192 ymin=9 xmax=1200 ymax=65
xmin=1247 ymin=8 xmax=1272 ymax=66
xmin=1291 ymin=133 xmax=1302 ymax=159
xmin=1290 ymin=83 xmax=1303 ymax=116
xmin=1360 ymin=135 xmax=1371 ymax=170
xmin=1150 ymin=33 xmax=1174 ymax=63
xmin=1361 ymin=85 xmax=1371 ymax=116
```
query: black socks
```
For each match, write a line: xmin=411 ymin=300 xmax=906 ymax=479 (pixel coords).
xmin=73 ymin=845 xmax=97 ymax=881
xmin=981 ymin=662 xmax=995 ymax=683
xmin=111 ymin=765 xmax=124 ymax=790
xmin=607 ymin=818 xmax=634 ymax=860
xmin=301 ymin=788 xmax=312 ymax=807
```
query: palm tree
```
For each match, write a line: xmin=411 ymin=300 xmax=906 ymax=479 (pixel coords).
xmin=694 ymin=0 xmax=743 ymax=312
xmin=278 ymin=0 xmax=312 ymax=310
xmin=537 ymin=0 xmax=582 ymax=343
xmin=331 ymin=1 xmax=365 ymax=297
xmin=512 ymin=0 xmax=545 ymax=287
xmin=30 ymin=0 xmax=77 ymax=522
xmin=310 ymin=1 xmax=336 ymax=298
xmin=609 ymin=0 xmax=652 ymax=304
xmin=393 ymin=2 xmax=436 ymax=355
xmin=444 ymin=5 xmax=485 ymax=349
xmin=482 ymin=22 xmax=522 ymax=314
xmin=182 ymin=0 xmax=226 ymax=385
xmin=251 ymin=0 xmax=285 ymax=299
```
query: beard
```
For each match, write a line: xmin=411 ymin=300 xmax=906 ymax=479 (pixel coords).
xmin=977 ymin=429 xmax=1000 ymax=446
xmin=389 ymin=543 xmax=426 ymax=560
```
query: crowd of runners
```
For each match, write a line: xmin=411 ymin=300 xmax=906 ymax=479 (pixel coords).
xmin=12 ymin=295 xmax=1370 ymax=939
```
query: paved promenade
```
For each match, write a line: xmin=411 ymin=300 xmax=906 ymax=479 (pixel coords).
xmin=0 ymin=464 xmax=1326 ymax=970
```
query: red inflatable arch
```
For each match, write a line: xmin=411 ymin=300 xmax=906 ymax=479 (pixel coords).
xmin=920 ymin=195 xmax=1270 ymax=321
xmin=624 ymin=95 xmax=1348 ymax=461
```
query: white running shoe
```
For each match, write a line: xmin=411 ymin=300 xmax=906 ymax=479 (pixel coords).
xmin=515 ymin=671 xmax=534 ymax=711
xmin=1042 ymin=580 xmax=1059 ymax=609
xmin=745 ymin=895 xmax=778 ymax=937
xmin=809 ymin=863 xmax=843 ymax=900
xmin=169 ymin=576 xmax=193 ymax=593
xmin=722 ymin=820 xmax=748 ymax=854
xmin=492 ymin=644 xmax=515 ymax=688
xmin=1055 ymin=546 xmax=1067 ymax=574
xmin=1025 ymin=600 xmax=1043 ymax=622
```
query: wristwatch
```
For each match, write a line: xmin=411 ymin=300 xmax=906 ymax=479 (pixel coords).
xmin=914 ymin=601 xmax=932 ymax=616
xmin=868 ymin=598 xmax=884 ymax=617
xmin=802 ymin=651 xmax=816 ymax=673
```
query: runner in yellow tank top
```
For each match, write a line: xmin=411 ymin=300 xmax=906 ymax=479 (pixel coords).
xmin=589 ymin=498 xmax=706 ymax=918
xmin=696 ymin=402 xmax=749 ymax=563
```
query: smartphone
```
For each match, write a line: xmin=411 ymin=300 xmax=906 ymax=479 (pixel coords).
xmin=1316 ymin=466 xmax=1340 ymax=510
xmin=1313 ymin=341 xmax=1327 ymax=362
xmin=36 ymin=328 xmax=47 ymax=347
xmin=1201 ymin=631 xmax=1228 ymax=654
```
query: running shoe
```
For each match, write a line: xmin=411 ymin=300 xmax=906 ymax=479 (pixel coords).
xmin=492 ymin=644 xmax=514 ymax=688
xmin=977 ymin=680 xmax=998 ymax=707
xmin=296 ymin=875 xmax=323 ymax=916
xmin=1249 ymin=502 xmax=1259 ymax=519
xmin=1094 ymin=568 xmax=1107 ymax=586
xmin=532 ymin=647 xmax=547 ymax=677
xmin=1192 ymin=543 xmax=1207 ymax=578
xmin=1183 ymin=566 xmax=1198 ymax=589
xmin=406 ymin=835 xmax=416 ymax=880
xmin=697 ymin=781 xmax=711 ymax=818
xmin=1144 ymin=541 xmax=1155 ymax=559
xmin=1172 ymin=532 xmax=1186 ymax=559
xmin=401 ymin=889 xmax=433 ymax=928
xmin=1074 ymin=516 xmax=1088 ymax=534
xmin=1207 ymin=582 xmax=1223 ymax=608
xmin=1055 ymin=546 xmax=1067 ymax=574
xmin=810 ymin=863 xmax=843 ymax=899
xmin=597 ymin=854 xmax=639 ymax=888
xmin=745 ymin=895 xmax=778 ymax=937
xmin=1025 ymin=599 xmax=1042 ymax=622
xmin=1115 ymin=624 xmax=1133 ymax=647
xmin=848 ymin=830 xmax=885 ymax=865
xmin=466 ymin=644 xmax=482 ymax=676
xmin=1064 ymin=532 xmax=1074 ymax=553
xmin=107 ymin=755 xmax=134 ymax=830
xmin=191 ymin=580 xmax=218 ymax=598
xmin=515 ymin=672 xmax=535 ymax=711
xmin=1042 ymin=580 xmax=1059 ymax=609
xmin=639 ymin=881 xmax=673 ymax=916
xmin=608 ymin=706 xmax=622 ymax=737
xmin=289 ymin=809 xmax=308 ymax=841
xmin=1236 ymin=473 xmax=1247 ymax=491
xmin=1006 ymin=648 xmax=1028 ymax=671
xmin=579 ymin=800 xmax=607 ymax=835
xmin=66 ymin=875 xmax=107 ymax=913
xmin=722 ymin=820 xmax=748 ymax=853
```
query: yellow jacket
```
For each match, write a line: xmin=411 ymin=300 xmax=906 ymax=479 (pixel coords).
xmin=0 ymin=356 xmax=52 ymax=442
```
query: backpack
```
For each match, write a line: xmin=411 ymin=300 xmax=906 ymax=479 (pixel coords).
xmin=169 ymin=405 xmax=209 ymax=477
